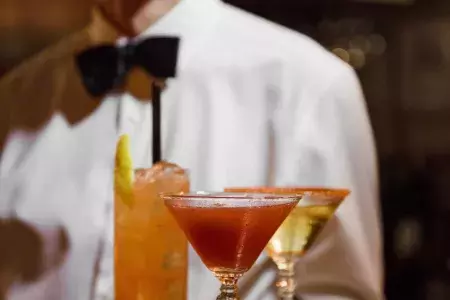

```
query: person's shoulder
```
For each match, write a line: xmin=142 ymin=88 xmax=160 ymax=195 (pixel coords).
xmin=217 ymin=3 xmax=352 ymax=88
xmin=219 ymin=4 xmax=305 ymax=45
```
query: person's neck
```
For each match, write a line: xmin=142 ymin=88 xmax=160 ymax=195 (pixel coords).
xmin=132 ymin=0 xmax=181 ymax=35
xmin=88 ymin=7 xmax=121 ymax=43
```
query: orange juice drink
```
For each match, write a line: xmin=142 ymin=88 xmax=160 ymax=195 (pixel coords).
xmin=114 ymin=136 xmax=188 ymax=300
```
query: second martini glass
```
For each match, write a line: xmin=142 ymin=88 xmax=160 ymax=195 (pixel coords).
xmin=225 ymin=187 xmax=350 ymax=300
xmin=161 ymin=192 xmax=301 ymax=300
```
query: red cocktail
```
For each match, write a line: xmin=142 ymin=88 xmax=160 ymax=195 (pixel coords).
xmin=162 ymin=192 xmax=301 ymax=300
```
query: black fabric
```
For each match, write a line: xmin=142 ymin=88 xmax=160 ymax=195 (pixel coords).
xmin=76 ymin=37 xmax=179 ymax=97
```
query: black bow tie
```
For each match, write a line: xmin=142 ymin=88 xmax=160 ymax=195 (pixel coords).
xmin=76 ymin=37 xmax=180 ymax=97
xmin=75 ymin=36 xmax=180 ymax=164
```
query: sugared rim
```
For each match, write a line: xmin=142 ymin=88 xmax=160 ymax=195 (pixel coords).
xmin=224 ymin=186 xmax=350 ymax=198
xmin=160 ymin=191 xmax=301 ymax=201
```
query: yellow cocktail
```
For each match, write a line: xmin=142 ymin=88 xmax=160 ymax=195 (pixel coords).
xmin=225 ymin=187 xmax=349 ymax=300
xmin=266 ymin=204 xmax=339 ymax=261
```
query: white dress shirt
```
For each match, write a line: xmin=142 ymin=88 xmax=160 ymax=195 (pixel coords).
xmin=1 ymin=0 xmax=383 ymax=299
xmin=97 ymin=0 xmax=384 ymax=299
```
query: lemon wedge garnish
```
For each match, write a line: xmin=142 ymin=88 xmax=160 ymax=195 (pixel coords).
xmin=115 ymin=134 xmax=134 ymax=208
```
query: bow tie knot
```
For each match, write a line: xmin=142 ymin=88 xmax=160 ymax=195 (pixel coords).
xmin=114 ymin=42 xmax=137 ymax=87
xmin=117 ymin=42 xmax=137 ymax=67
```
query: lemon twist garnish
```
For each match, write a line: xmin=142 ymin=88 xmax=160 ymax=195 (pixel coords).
xmin=115 ymin=134 xmax=134 ymax=208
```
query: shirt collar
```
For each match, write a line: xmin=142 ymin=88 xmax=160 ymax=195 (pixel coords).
xmin=135 ymin=0 xmax=223 ymax=70
xmin=119 ymin=0 xmax=223 ymax=127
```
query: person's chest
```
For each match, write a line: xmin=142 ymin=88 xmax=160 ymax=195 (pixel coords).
xmin=120 ymin=68 xmax=277 ymax=191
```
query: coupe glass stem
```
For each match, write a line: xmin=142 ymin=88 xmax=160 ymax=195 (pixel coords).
xmin=275 ymin=258 xmax=297 ymax=300
xmin=215 ymin=271 xmax=242 ymax=300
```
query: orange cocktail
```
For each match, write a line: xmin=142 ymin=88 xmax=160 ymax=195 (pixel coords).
xmin=115 ymin=162 xmax=189 ymax=300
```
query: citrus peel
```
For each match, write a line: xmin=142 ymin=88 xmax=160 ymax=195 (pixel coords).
xmin=114 ymin=134 xmax=134 ymax=208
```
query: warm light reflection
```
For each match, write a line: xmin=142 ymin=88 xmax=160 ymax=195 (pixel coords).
xmin=332 ymin=48 xmax=350 ymax=63
xmin=349 ymin=48 xmax=366 ymax=69
xmin=349 ymin=35 xmax=371 ymax=53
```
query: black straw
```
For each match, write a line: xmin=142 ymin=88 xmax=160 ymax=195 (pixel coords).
xmin=152 ymin=83 xmax=162 ymax=164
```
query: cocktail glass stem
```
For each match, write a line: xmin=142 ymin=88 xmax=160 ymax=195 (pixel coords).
xmin=275 ymin=258 xmax=297 ymax=300
xmin=215 ymin=271 xmax=243 ymax=300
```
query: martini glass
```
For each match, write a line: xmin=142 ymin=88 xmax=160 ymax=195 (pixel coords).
xmin=225 ymin=187 xmax=350 ymax=300
xmin=161 ymin=192 xmax=301 ymax=300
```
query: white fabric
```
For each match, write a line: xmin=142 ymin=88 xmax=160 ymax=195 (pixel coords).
xmin=0 ymin=99 xmax=119 ymax=300
xmin=1 ymin=0 xmax=384 ymax=299
xmin=101 ymin=0 xmax=383 ymax=299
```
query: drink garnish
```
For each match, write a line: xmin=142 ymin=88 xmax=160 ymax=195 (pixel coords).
xmin=115 ymin=134 xmax=135 ymax=208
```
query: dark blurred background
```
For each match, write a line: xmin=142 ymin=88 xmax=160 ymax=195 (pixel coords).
xmin=1 ymin=0 xmax=449 ymax=299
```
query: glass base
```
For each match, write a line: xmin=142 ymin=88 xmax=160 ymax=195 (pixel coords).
xmin=213 ymin=269 xmax=244 ymax=300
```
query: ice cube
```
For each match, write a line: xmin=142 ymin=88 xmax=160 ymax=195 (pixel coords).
xmin=134 ymin=161 xmax=189 ymax=194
